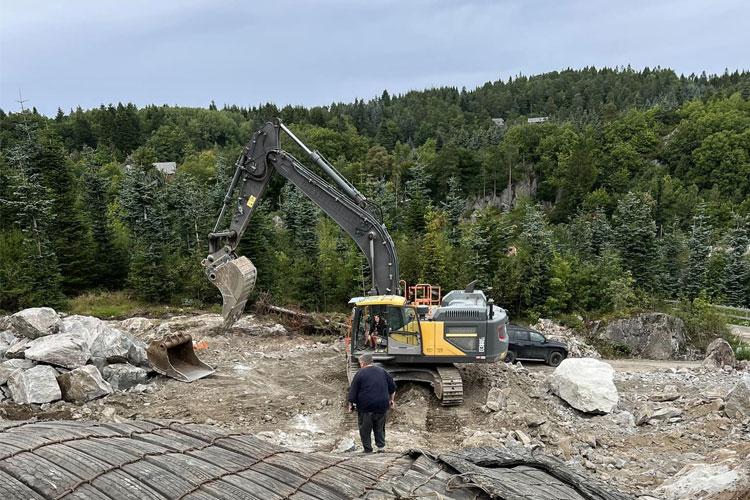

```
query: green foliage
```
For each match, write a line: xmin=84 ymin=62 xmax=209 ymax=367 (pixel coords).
xmin=672 ymin=297 xmax=731 ymax=350
xmin=1 ymin=68 xmax=750 ymax=315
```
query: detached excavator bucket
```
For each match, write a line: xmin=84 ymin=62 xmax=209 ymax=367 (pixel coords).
xmin=147 ymin=333 xmax=215 ymax=382
xmin=209 ymin=256 xmax=257 ymax=329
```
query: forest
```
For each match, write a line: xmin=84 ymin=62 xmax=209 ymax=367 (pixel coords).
xmin=0 ymin=66 xmax=749 ymax=321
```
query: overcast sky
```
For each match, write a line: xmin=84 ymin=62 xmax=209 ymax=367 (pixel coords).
xmin=1 ymin=0 xmax=748 ymax=116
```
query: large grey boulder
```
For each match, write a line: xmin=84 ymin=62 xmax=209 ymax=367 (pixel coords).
xmin=102 ymin=363 xmax=149 ymax=391
xmin=724 ymin=373 xmax=750 ymax=419
xmin=549 ymin=358 xmax=619 ymax=414
xmin=0 ymin=315 xmax=10 ymax=331
xmin=0 ymin=330 xmax=18 ymax=358
xmin=57 ymin=365 xmax=112 ymax=402
xmin=7 ymin=364 xmax=61 ymax=403
xmin=5 ymin=338 xmax=30 ymax=359
xmin=10 ymin=307 xmax=61 ymax=339
xmin=25 ymin=333 xmax=91 ymax=369
xmin=0 ymin=359 xmax=36 ymax=385
xmin=702 ymin=338 xmax=736 ymax=368
xmin=603 ymin=313 xmax=686 ymax=360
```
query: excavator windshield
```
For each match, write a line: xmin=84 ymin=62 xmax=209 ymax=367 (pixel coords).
xmin=352 ymin=304 xmax=421 ymax=353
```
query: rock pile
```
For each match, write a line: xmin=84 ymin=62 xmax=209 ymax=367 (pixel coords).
xmin=533 ymin=319 xmax=600 ymax=358
xmin=0 ymin=308 xmax=152 ymax=405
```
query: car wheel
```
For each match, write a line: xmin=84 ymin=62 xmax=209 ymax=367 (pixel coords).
xmin=547 ymin=351 xmax=564 ymax=367
xmin=505 ymin=350 xmax=516 ymax=364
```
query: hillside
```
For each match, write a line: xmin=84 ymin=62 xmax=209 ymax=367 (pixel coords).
xmin=0 ymin=67 xmax=748 ymax=315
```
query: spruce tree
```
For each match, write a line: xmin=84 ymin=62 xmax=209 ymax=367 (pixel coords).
xmin=611 ymin=192 xmax=658 ymax=291
xmin=403 ymin=164 xmax=432 ymax=234
xmin=724 ymin=216 xmax=750 ymax=307
xmin=681 ymin=204 xmax=711 ymax=299
xmin=441 ymin=175 xmax=466 ymax=243
xmin=517 ymin=204 xmax=554 ymax=312
xmin=0 ymin=127 xmax=65 ymax=307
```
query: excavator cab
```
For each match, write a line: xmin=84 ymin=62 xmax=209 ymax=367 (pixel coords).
xmin=350 ymin=296 xmax=422 ymax=357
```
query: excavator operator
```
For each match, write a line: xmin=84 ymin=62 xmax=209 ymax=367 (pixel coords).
xmin=365 ymin=313 xmax=388 ymax=350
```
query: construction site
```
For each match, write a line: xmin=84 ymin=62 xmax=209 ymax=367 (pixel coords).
xmin=0 ymin=307 xmax=749 ymax=499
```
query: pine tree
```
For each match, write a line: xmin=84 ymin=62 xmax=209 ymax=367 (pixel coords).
xmin=81 ymin=163 xmax=127 ymax=288
xmin=611 ymin=192 xmax=658 ymax=291
xmin=419 ymin=210 xmax=453 ymax=288
xmin=724 ymin=216 xmax=750 ymax=307
xmin=517 ymin=204 xmax=554 ymax=312
xmin=403 ymin=164 xmax=432 ymax=234
xmin=120 ymin=153 xmax=173 ymax=301
xmin=681 ymin=204 xmax=711 ymax=299
xmin=0 ymin=126 xmax=65 ymax=307
xmin=280 ymin=183 xmax=319 ymax=254
xmin=441 ymin=175 xmax=466 ymax=243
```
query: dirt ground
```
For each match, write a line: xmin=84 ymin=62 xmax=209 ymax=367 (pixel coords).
xmin=2 ymin=314 xmax=749 ymax=498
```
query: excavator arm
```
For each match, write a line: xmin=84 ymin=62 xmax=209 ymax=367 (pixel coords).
xmin=204 ymin=119 xmax=400 ymax=328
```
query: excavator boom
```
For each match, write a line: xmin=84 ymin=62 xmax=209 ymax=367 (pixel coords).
xmin=203 ymin=119 xmax=400 ymax=328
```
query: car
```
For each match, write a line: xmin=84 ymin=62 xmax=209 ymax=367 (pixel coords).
xmin=505 ymin=324 xmax=568 ymax=367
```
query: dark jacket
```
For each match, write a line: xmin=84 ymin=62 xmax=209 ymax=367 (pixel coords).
xmin=348 ymin=365 xmax=396 ymax=413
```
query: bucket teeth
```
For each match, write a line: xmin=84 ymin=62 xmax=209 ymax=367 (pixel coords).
xmin=209 ymin=256 xmax=257 ymax=329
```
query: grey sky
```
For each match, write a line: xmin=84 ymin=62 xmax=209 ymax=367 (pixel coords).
xmin=1 ymin=0 xmax=748 ymax=116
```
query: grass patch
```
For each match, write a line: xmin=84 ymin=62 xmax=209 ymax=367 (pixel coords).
xmin=66 ymin=291 xmax=216 ymax=319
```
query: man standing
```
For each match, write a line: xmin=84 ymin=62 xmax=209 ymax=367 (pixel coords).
xmin=347 ymin=353 xmax=396 ymax=453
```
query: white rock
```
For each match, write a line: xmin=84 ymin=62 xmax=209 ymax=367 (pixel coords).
xmin=549 ymin=358 xmax=619 ymax=414
xmin=10 ymin=307 xmax=60 ymax=339
xmin=724 ymin=373 xmax=750 ymax=419
xmin=7 ymin=364 xmax=61 ymax=403
xmin=331 ymin=437 xmax=356 ymax=453
xmin=0 ymin=359 xmax=36 ymax=385
xmin=57 ymin=365 xmax=112 ymax=402
xmin=655 ymin=462 xmax=748 ymax=499
xmin=25 ymin=333 xmax=91 ymax=369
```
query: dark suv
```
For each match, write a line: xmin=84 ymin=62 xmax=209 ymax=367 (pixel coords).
xmin=506 ymin=325 xmax=568 ymax=366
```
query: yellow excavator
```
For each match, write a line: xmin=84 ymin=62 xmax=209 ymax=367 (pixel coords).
xmin=154 ymin=119 xmax=509 ymax=403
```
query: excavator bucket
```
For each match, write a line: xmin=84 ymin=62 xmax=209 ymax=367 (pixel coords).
xmin=209 ymin=256 xmax=257 ymax=329
xmin=147 ymin=332 xmax=215 ymax=382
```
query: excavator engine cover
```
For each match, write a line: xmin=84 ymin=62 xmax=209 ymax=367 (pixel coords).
xmin=147 ymin=333 xmax=215 ymax=382
xmin=209 ymin=256 xmax=257 ymax=328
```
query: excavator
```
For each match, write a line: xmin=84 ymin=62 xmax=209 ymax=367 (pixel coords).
xmin=149 ymin=119 xmax=509 ymax=405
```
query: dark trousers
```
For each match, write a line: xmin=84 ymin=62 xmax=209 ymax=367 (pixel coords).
xmin=357 ymin=411 xmax=386 ymax=452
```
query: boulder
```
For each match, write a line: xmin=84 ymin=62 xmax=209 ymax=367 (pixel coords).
xmin=485 ymin=387 xmax=507 ymax=412
xmin=603 ymin=313 xmax=686 ymax=360
xmin=702 ymin=338 xmax=736 ymax=368
xmin=549 ymin=358 xmax=619 ymax=414
xmin=10 ymin=307 xmax=61 ymax=339
xmin=102 ymin=363 xmax=149 ymax=391
xmin=650 ymin=384 xmax=680 ymax=402
xmin=127 ymin=341 xmax=149 ymax=367
xmin=0 ymin=316 xmax=10 ymax=331
xmin=25 ymin=333 xmax=91 ymax=369
xmin=0 ymin=330 xmax=18 ymax=357
xmin=57 ymin=365 xmax=112 ymax=402
xmin=5 ymin=338 xmax=30 ymax=359
xmin=89 ymin=328 xmax=133 ymax=362
xmin=7 ymin=364 xmax=62 ymax=403
xmin=654 ymin=461 xmax=749 ymax=500
xmin=0 ymin=358 xmax=36 ymax=385
xmin=724 ymin=373 xmax=750 ymax=419
xmin=59 ymin=315 xmax=113 ymax=345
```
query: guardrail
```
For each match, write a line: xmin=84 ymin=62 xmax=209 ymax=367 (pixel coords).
xmin=664 ymin=300 xmax=750 ymax=324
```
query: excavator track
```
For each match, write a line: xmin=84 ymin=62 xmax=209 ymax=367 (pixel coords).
xmin=433 ymin=365 xmax=464 ymax=406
